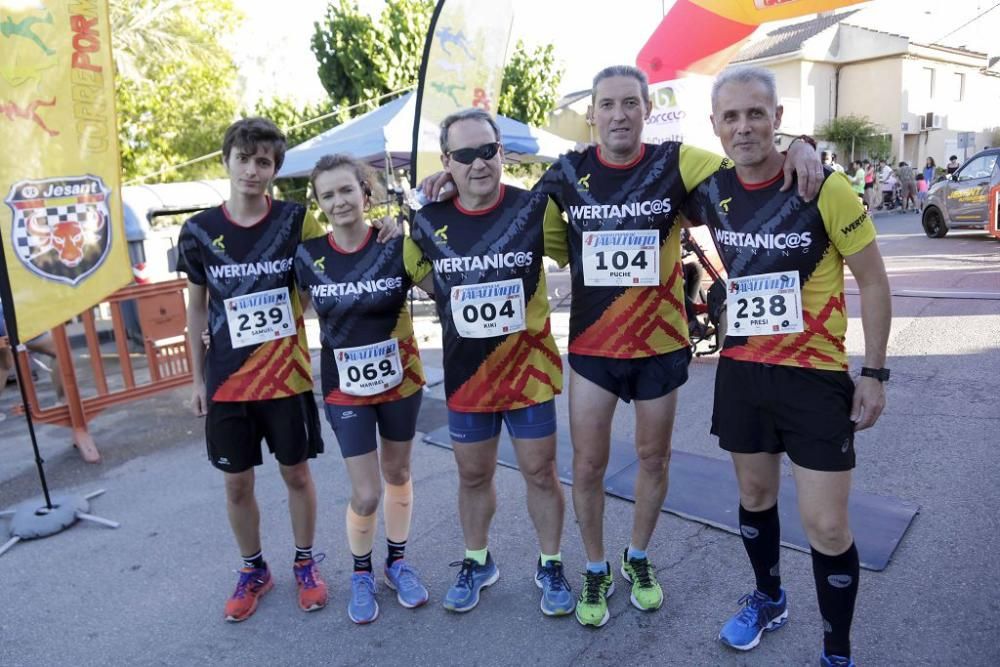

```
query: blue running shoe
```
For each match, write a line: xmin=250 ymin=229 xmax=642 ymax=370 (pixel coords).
xmin=442 ymin=553 xmax=499 ymax=613
xmin=384 ymin=559 xmax=429 ymax=609
xmin=821 ymin=651 xmax=856 ymax=667
xmin=719 ymin=589 xmax=788 ymax=651
xmin=347 ymin=571 xmax=379 ymax=624
xmin=534 ymin=559 xmax=573 ymax=616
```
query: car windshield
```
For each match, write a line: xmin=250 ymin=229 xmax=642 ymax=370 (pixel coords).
xmin=956 ymin=154 xmax=998 ymax=181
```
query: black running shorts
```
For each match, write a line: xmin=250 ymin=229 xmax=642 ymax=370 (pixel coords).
xmin=206 ymin=392 xmax=324 ymax=473
xmin=711 ymin=356 xmax=856 ymax=471
xmin=569 ymin=347 xmax=691 ymax=403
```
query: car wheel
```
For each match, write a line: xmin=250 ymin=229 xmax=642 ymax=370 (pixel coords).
xmin=922 ymin=207 xmax=948 ymax=238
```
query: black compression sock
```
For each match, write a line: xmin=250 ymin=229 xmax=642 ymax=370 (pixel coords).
xmin=739 ymin=504 xmax=782 ymax=600
xmin=242 ymin=551 xmax=266 ymax=570
xmin=353 ymin=550 xmax=373 ymax=573
xmin=811 ymin=542 xmax=860 ymax=659
xmin=294 ymin=545 xmax=313 ymax=562
xmin=386 ymin=539 xmax=407 ymax=566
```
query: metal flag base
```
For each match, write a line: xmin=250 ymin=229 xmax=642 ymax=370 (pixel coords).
xmin=0 ymin=489 xmax=119 ymax=557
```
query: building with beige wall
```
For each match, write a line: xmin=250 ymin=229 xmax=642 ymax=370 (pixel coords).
xmin=730 ymin=10 xmax=1000 ymax=167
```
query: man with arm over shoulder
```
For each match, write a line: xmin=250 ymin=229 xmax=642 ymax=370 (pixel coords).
xmin=683 ymin=66 xmax=891 ymax=667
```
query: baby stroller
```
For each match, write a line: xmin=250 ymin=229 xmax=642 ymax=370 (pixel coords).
xmin=881 ymin=175 xmax=904 ymax=211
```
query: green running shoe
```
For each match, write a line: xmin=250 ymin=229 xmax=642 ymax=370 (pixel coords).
xmin=620 ymin=549 xmax=663 ymax=611
xmin=575 ymin=566 xmax=615 ymax=627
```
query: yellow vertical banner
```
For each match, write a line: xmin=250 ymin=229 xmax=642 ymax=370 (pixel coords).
xmin=0 ymin=0 xmax=130 ymax=342
xmin=412 ymin=0 xmax=515 ymax=182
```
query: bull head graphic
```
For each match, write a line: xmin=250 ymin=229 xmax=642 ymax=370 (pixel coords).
xmin=27 ymin=207 xmax=104 ymax=268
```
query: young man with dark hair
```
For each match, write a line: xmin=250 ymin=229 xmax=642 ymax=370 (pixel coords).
xmin=177 ymin=117 xmax=329 ymax=622
xmin=683 ymin=66 xmax=891 ymax=667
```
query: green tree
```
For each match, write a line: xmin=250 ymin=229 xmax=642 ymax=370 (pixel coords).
xmin=498 ymin=40 xmax=563 ymax=126
xmin=251 ymin=97 xmax=340 ymax=150
xmin=111 ymin=0 xmax=241 ymax=182
xmin=311 ymin=2 xmax=564 ymax=127
xmin=816 ymin=115 xmax=889 ymax=162
xmin=311 ymin=0 xmax=433 ymax=121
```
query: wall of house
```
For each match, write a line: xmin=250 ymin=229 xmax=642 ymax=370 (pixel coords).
xmin=837 ymin=56 xmax=904 ymax=160
xmin=769 ymin=61 xmax=805 ymax=133
xmin=901 ymin=53 xmax=1000 ymax=167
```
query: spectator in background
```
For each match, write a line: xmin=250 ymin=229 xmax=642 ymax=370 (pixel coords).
xmin=946 ymin=155 xmax=961 ymax=175
xmin=0 ymin=300 xmax=65 ymax=414
xmin=916 ymin=172 xmax=928 ymax=210
xmin=847 ymin=161 xmax=866 ymax=209
xmin=923 ymin=157 xmax=936 ymax=185
xmin=831 ymin=152 xmax=845 ymax=173
xmin=897 ymin=161 xmax=917 ymax=212
xmin=878 ymin=160 xmax=895 ymax=209
xmin=822 ymin=151 xmax=845 ymax=173
xmin=863 ymin=160 xmax=878 ymax=211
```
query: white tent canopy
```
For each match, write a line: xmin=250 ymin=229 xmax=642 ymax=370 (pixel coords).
xmin=278 ymin=92 xmax=575 ymax=178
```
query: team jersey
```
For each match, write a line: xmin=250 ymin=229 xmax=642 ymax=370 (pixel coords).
xmin=683 ymin=167 xmax=877 ymax=371
xmin=176 ymin=198 xmax=323 ymax=402
xmin=293 ymin=231 xmax=424 ymax=406
xmin=538 ymin=143 xmax=727 ymax=358
xmin=405 ymin=185 xmax=562 ymax=412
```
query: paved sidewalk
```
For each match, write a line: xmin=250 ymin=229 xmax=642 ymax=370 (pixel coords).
xmin=1 ymin=213 xmax=998 ymax=666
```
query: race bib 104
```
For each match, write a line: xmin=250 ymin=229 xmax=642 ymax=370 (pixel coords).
xmin=582 ymin=230 xmax=659 ymax=286
xmin=726 ymin=271 xmax=804 ymax=337
xmin=224 ymin=287 xmax=295 ymax=349
xmin=335 ymin=338 xmax=403 ymax=397
xmin=450 ymin=278 xmax=526 ymax=338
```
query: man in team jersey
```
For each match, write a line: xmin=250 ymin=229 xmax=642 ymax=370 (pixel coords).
xmin=177 ymin=118 xmax=330 ymax=622
xmin=683 ymin=66 xmax=890 ymax=667
xmin=404 ymin=109 xmax=573 ymax=617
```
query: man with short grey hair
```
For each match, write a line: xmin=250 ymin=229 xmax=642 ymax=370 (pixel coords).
xmin=683 ymin=64 xmax=890 ymax=667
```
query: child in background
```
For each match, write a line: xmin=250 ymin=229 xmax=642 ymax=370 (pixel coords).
xmin=916 ymin=173 xmax=928 ymax=211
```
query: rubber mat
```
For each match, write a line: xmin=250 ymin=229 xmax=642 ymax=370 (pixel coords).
xmin=422 ymin=422 xmax=918 ymax=572
xmin=604 ymin=453 xmax=919 ymax=572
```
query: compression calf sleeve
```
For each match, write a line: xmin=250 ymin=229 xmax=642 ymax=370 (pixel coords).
xmin=346 ymin=505 xmax=377 ymax=562
xmin=383 ymin=480 xmax=413 ymax=544
xmin=811 ymin=542 xmax=860 ymax=659
xmin=739 ymin=503 xmax=782 ymax=600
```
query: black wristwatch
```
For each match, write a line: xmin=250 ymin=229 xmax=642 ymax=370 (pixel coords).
xmin=860 ymin=367 xmax=890 ymax=382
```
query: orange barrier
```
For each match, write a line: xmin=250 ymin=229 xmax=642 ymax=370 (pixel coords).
xmin=989 ymin=184 xmax=1000 ymax=240
xmin=5 ymin=279 xmax=191 ymax=463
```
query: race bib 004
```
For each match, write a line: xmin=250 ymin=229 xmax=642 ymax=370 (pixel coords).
xmin=335 ymin=338 xmax=403 ymax=397
xmin=726 ymin=271 xmax=804 ymax=336
xmin=582 ymin=230 xmax=659 ymax=286
xmin=450 ymin=278 xmax=526 ymax=338
xmin=224 ymin=287 xmax=295 ymax=349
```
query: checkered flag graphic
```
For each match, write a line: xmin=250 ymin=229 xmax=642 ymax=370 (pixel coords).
xmin=13 ymin=203 xmax=103 ymax=261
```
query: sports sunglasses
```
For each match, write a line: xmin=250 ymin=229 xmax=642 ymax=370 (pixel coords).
xmin=447 ymin=142 xmax=501 ymax=165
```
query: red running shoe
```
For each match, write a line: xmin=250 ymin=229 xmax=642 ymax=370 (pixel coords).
xmin=293 ymin=556 xmax=328 ymax=612
xmin=224 ymin=566 xmax=273 ymax=622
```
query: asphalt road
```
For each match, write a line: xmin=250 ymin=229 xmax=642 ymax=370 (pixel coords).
xmin=0 ymin=211 xmax=997 ymax=666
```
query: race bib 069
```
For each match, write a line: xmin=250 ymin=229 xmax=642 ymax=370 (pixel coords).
xmin=335 ymin=338 xmax=403 ymax=397
xmin=726 ymin=271 xmax=804 ymax=337
xmin=224 ymin=287 xmax=295 ymax=349
xmin=582 ymin=230 xmax=659 ymax=286
xmin=450 ymin=278 xmax=526 ymax=338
